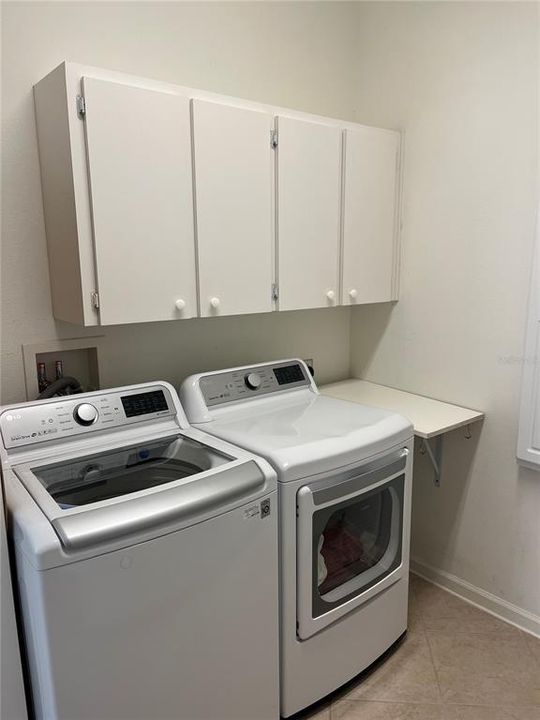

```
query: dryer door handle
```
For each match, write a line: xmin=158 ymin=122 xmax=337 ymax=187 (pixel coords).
xmin=299 ymin=447 xmax=408 ymax=509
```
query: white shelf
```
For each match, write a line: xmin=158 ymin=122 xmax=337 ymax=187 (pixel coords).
xmin=320 ymin=379 xmax=484 ymax=439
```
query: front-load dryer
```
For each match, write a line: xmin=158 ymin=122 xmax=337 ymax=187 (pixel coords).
xmin=1 ymin=382 xmax=279 ymax=720
xmin=180 ymin=360 xmax=414 ymax=717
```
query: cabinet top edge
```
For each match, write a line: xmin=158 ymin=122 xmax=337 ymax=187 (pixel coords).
xmin=35 ymin=60 xmax=402 ymax=137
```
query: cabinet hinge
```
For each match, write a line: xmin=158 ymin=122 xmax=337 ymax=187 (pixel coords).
xmin=76 ymin=95 xmax=86 ymax=119
xmin=271 ymin=283 xmax=279 ymax=301
xmin=91 ymin=290 xmax=99 ymax=309
xmin=270 ymin=129 xmax=278 ymax=150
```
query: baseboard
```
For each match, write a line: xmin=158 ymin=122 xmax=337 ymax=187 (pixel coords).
xmin=410 ymin=557 xmax=540 ymax=639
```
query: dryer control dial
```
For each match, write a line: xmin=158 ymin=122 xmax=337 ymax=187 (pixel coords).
xmin=245 ymin=373 xmax=262 ymax=390
xmin=73 ymin=403 xmax=99 ymax=426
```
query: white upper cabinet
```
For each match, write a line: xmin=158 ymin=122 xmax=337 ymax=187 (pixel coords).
xmin=342 ymin=127 xmax=400 ymax=305
xmin=192 ymin=99 xmax=274 ymax=317
xmin=34 ymin=63 xmax=403 ymax=327
xmin=82 ymin=78 xmax=196 ymax=325
xmin=277 ymin=116 xmax=341 ymax=311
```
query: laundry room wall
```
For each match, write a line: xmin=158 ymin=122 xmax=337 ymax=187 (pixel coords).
xmin=1 ymin=1 xmax=359 ymax=405
xmin=350 ymin=2 xmax=540 ymax=627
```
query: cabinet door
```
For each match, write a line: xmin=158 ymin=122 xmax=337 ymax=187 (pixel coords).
xmin=342 ymin=127 xmax=400 ymax=305
xmin=277 ymin=116 xmax=341 ymax=311
xmin=82 ymin=78 xmax=196 ymax=325
xmin=192 ymin=100 xmax=274 ymax=317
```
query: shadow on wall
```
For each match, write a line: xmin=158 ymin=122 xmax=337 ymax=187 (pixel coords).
xmin=349 ymin=303 xmax=395 ymax=377
xmin=410 ymin=422 xmax=483 ymax=570
xmin=46 ymin=306 xmax=353 ymax=404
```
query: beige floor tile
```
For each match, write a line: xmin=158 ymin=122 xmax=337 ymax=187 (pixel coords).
xmin=407 ymin=593 xmax=424 ymax=632
xmin=412 ymin=578 xmax=521 ymax=637
xmin=427 ymin=632 xmax=540 ymax=706
xmin=339 ymin=632 xmax=440 ymax=704
xmin=437 ymin=673 xmax=540 ymax=709
xmin=428 ymin=632 xmax=537 ymax=678
xmin=423 ymin=613 xmax=523 ymax=637
xmin=409 ymin=574 xmax=430 ymax=595
xmin=332 ymin=700 xmax=445 ymax=720
xmin=441 ymin=706 xmax=540 ymax=719
xmin=524 ymin=633 xmax=540 ymax=666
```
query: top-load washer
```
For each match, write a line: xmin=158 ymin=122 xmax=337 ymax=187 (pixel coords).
xmin=1 ymin=382 xmax=279 ymax=720
xmin=180 ymin=360 xmax=414 ymax=717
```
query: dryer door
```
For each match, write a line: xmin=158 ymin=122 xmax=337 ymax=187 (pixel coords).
xmin=296 ymin=447 xmax=409 ymax=639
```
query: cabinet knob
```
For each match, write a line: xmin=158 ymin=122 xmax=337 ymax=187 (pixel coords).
xmin=210 ymin=297 xmax=221 ymax=309
xmin=349 ymin=289 xmax=358 ymax=300
xmin=175 ymin=299 xmax=186 ymax=311
xmin=326 ymin=290 xmax=335 ymax=302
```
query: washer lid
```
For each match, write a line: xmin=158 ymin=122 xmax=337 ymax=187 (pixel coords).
xmin=13 ymin=433 xmax=269 ymax=551
xmin=196 ymin=394 xmax=413 ymax=482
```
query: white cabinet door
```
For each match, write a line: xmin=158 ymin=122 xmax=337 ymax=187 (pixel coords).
xmin=277 ymin=116 xmax=341 ymax=311
xmin=342 ymin=127 xmax=400 ymax=305
xmin=192 ymin=100 xmax=274 ymax=317
xmin=82 ymin=78 xmax=196 ymax=325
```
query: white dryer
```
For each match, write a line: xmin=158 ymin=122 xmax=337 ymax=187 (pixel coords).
xmin=1 ymin=382 xmax=279 ymax=720
xmin=180 ymin=360 xmax=414 ymax=717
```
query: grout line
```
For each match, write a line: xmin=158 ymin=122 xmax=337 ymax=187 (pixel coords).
xmin=410 ymin=580 xmax=445 ymax=705
xmin=423 ymin=627 xmax=445 ymax=705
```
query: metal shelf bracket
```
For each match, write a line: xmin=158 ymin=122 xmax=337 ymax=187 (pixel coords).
xmin=421 ymin=435 xmax=443 ymax=486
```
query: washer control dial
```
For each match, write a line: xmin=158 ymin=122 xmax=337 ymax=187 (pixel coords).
xmin=245 ymin=373 xmax=262 ymax=390
xmin=73 ymin=403 xmax=99 ymax=426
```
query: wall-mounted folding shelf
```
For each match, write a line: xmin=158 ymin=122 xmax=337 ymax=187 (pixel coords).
xmin=320 ymin=379 xmax=484 ymax=485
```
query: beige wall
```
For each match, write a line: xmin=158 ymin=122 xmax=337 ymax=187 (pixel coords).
xmin=1 ymin=1 xmax=358 ymax=404
xmin=351 ymin=2 xmax=540 ymax=620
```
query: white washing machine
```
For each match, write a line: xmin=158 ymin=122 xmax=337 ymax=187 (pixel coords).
xmin=180 ymin=360 xmax=414 ymax=717
xmin=1 ymin=382 xmax=279 ymax=720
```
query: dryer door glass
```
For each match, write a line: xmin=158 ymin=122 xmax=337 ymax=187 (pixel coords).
xmin=31 ymin=435 xmax=231 ymax=509
xmin=312 ymin=473 xmax=404 ymax=618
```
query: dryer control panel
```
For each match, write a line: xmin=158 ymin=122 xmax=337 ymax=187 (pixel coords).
xmin=199 ymin=361 xmax=311 ymax=407
xmin=0 ymin=385 xmax=176 ymax=449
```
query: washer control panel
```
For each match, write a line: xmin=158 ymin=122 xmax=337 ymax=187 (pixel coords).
xmin=200 ymin=361 xmax=311 ymax=407
xmin=0 ymin=386 xmax=175 ymax=449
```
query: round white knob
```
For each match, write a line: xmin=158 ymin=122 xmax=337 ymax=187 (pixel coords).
xmin=175 ymin=299 xmax=186 ymax=311
xmin=210 ymin=297 xmax=220 ymax=309
xmin=73 ymin=403 xmax=98 ymax=426
xmin=245 ymin=372 xmax=262 ymax=390
xmin=349 ymin=289 xmax=358 ymax=300
xmin=326 ymin=290 xmax=335 ymax=301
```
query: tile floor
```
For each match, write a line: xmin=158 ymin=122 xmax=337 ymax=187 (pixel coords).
xmin=300 ymin=574 xmax=540 ymax=720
